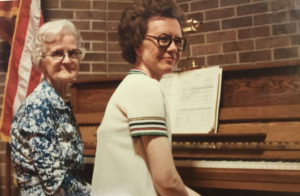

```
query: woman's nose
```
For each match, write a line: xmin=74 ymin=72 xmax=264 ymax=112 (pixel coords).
xmin=167 ymin=40 xmax=178 ymax=52
xmin=62 ymin=52 xmax=71 ymax=63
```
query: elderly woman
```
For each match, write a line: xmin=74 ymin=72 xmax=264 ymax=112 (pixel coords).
xmin=10 ymin=19 xmax=91 ymax=196
xmin=91 ymin=0 xmax=200 ymax=195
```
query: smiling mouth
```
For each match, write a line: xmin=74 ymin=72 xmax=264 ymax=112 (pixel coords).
xmin=61 ymin=65 xmax=76 ymax=71
xmin=164 ymin=57 xmax=176 ymax=62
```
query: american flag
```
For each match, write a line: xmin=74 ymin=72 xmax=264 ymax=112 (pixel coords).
xmin=0 ymin=0 xmax=43 ymax=142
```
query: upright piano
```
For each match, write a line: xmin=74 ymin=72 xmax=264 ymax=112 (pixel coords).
xmin=70 ymin=64 xmax=300 ymax=195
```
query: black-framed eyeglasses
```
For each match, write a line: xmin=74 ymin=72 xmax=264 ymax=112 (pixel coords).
xmin=42 ymin=48 xmax=83 ymax=61
xmin=145 ymin=33 xmax=186 ymax=52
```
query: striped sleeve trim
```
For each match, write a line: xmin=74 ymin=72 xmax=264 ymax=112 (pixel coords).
xmin=128 ymin=117 xmax=168 ymax=138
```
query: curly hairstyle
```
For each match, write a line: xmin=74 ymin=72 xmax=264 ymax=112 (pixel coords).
xmin=31 ymin=19 xmax=85 ymax=69
xmin=118 ymin=0 xmax=186 ymax=64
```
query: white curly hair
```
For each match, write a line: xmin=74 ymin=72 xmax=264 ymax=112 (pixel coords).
xmin=31 ymin=19 xmax=85 ymax=68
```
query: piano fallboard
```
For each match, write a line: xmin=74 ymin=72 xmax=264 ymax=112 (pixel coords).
xmin=176 ymin=166 xmax=300 ymax=192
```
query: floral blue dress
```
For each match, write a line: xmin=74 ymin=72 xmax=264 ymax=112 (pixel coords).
xmin=10 ymin=80 xmax=91 ymax=196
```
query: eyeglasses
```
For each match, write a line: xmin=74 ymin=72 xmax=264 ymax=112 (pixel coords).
xmin=145 ymin=33 xmax=186 ymax=52
xmin=42 ymin=48 xmax=83 ymax=61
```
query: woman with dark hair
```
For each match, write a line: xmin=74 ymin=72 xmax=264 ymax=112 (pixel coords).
xmin=10 ymin=19 xmax=91 ymax=196
xmin=91 ymin=0 xmax=201 ymax=195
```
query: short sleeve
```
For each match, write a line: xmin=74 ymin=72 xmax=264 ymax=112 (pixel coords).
xmin=124 ymin=76 xmax=168 ymax=138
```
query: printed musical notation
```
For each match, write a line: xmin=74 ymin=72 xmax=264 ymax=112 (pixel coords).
xmin=160 ymin=66 xmax=222 ymax=134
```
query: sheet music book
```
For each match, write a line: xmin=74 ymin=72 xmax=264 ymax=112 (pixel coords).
xmin=160 ymin=66 xmax=222 ymax=134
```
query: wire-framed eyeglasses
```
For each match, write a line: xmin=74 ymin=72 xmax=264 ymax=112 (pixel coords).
xmin=145 ymin=33 xmax=186 ymax=52
xmin=42 ymin=48 xmax=83 ymax=61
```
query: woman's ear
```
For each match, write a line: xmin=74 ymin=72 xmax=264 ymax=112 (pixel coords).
xmin=37 ymin=60 xmax=45 ymax=73
xmin=134 ymin=46 xmax=141 ymax=57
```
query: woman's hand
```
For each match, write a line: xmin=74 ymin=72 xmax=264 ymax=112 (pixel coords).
xmin=54 ymin=187 xmax=65 ymax=196
xmin=186 ymin=186 xmax=202 ymax=196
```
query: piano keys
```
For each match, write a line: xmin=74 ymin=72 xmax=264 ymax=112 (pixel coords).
xmin=174 ymin=159 xmax=300 ymax=170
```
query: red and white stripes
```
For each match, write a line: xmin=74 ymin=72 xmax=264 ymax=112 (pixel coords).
xmin=0 ymin=0 xmax=43 ymax=141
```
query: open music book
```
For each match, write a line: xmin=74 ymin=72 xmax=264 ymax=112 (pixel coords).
xmin=160 ymin=66 xmax=222 ymax=134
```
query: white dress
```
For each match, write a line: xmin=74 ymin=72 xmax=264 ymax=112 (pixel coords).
xmin=91 ymin=69 xmax=170 ymax=196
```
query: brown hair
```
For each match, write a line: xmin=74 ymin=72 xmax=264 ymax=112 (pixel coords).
xmin=118 ymin=0 xmax=186 ymax=64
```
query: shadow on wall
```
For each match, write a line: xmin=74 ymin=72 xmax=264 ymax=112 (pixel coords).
xmin=0 ymin=40 xmax=10 ymax=72
xmin=0 ymin=141 xmax=19 ymax=196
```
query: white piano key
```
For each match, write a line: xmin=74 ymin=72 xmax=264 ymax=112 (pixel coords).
xmin=174 ymin=159 xmax=300 ymax=170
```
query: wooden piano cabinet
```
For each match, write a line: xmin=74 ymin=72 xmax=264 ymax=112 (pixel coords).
xmin=177 ymin=167 xmax=300 ymax=192
xmin=172 ymin=65 xmax=300 ymax=193
xmin=70 ymin=64 xmax=300 ymax=194
xmin=70 ymin=78 xmax=122 ymax=115
xmin=70 ymin=77 xmax=123 ymax=155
